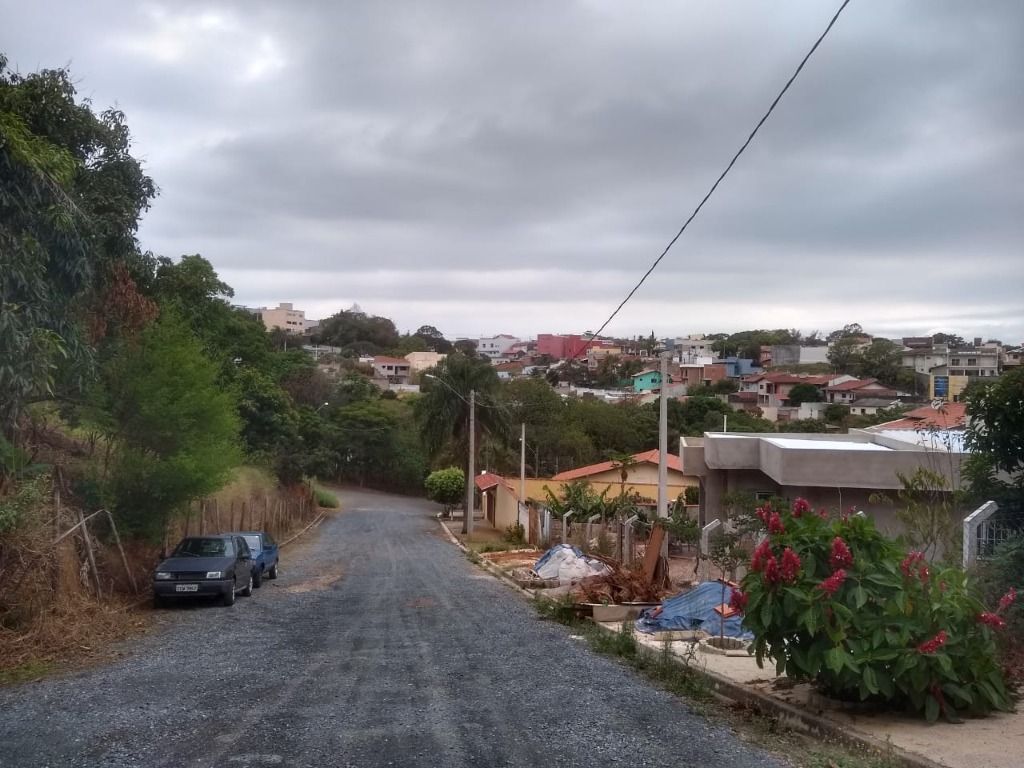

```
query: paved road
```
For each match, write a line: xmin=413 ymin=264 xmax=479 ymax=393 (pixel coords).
xmin=0 ymin=490 xmax=785 ymax=768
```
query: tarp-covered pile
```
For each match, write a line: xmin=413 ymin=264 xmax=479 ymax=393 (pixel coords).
xmin=635 ymin=581 xmax=753 ymax=639
xmin=532 ymin=544 xmax=610 ymax=583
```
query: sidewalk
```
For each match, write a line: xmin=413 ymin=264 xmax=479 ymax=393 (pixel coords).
xmin=621 ymin=625 xmax=1024 ymax=768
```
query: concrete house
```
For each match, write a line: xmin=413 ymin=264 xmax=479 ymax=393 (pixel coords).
xmin=477 ymin=334 xmax=522 ymax=360
xmin=681 ymin=430 xmax=968 ymax=544
xmin=372 ymin=356 xmax=412 ymax=384
xmin=632 ymin=369 xmax=673 ymax=393
xmin=404 ymin=351 xmax=447 ymax=373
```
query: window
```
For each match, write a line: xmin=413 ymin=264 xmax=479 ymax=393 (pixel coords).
xmin=968 ymin=358 xmax=977 ymax=367
xmin=755 ymin=491 xmax=775 ymax=501
xmin=951 ymin=358 xmax=960 ymax=366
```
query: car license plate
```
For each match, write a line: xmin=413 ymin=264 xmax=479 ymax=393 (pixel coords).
xmin=175 ymin=584 xmax=199 ymax=592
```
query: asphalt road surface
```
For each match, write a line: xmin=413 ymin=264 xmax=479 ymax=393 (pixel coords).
xmin=0 ymin=490 xmax=786 ymax=768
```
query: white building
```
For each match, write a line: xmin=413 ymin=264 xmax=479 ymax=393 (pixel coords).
xmin=477 ymin=334 xmax=521 ymax=360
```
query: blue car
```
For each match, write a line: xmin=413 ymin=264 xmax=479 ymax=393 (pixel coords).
xmin=229 ymin=531 xmax=280 ymax=588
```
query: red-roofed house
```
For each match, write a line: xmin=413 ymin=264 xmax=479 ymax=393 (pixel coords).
xmin=740 ymin=372 xmax=835 ymax=409
xmin=543 ymin=449 xmax=695 ymax=506
xmin=870 ymin=402 xmax=968 ymax=431
xmin=825 ymin=378 xmax=898 ymax=405
xmin=474 ymin=472 xmax=524 ymax=531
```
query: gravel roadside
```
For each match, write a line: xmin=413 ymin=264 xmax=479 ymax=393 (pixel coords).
xmin=0 ymin=489 xmax=787 ymax=768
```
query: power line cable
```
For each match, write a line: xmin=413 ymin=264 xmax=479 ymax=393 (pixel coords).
xmin=572 ymin=0 xmax=852 ymax=362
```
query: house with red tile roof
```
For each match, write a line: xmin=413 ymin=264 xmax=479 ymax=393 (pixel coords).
xmin=739 ymin=372 xmax=836 ymax=409
xmin=825 ymin=378 xmax=899 ymax=405
xmin=544 ymin=449 xmax=695 ymax=506
xmin=870 ymin=402 xmax=967 ymax=431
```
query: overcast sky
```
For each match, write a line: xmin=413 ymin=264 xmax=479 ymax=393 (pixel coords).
xmin=4 ymin=1 xmax=1023 ymax=342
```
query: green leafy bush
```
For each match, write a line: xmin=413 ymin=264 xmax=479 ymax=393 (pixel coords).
xmin=737 ymin=499 xmax=1013 ymax=721
xmin=314 ymin=486 xmax=339 ymax=508
xmin=503 ymin=522 xmax=526 ymax=545
xmin=424 ymin=467 xmax=464 ymax=516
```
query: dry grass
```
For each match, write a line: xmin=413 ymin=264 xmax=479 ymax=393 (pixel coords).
xmin=0 ymin=497 xmax=149 ymax=682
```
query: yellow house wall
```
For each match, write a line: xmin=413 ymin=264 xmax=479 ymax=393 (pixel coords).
xmin=521 ymin=465 xmax=697 ymax=505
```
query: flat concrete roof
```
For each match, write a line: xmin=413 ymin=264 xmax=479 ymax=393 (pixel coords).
xmin=763 ymin=438 xmax=891 ymax=452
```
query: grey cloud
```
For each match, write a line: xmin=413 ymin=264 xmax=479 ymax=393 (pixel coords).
xmin=2 ymin=0 xmax=1022 ymax=340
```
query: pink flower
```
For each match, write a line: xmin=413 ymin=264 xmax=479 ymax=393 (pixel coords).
xmin=755 ymin=506 xmax=769 ymax=525
xmin=817 ymin=507 xmax=830 ymax=520
xmin=729 ymin=590 xmax=749 ymax=613
xmin=829 ymin=537 xmax=854 ymax=570
xmin=750 ymin=540 xmax=772 ymax=572
xmin=917 ymin=630 xmax=948 ymax=655
xmin=817 ymin=569 xmax=847 ymax=597
xmin=792 ymin=498 xmax=810 ymax=517
xmin=767 ymin=511 xmax=785 ymax=535
xmin=998 ymin=587 xmax=1017 ymax=614
xmin=780 ymin=548 xmax=802 ymax=584
xmin=979 ymin=612 xmax=1006 ymax=629
xmin=764 ymin=555 xmax=781 ymax=585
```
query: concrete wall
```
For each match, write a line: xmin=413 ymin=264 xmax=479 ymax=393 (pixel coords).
xmin=483 ymin=484 xmax=524 ymax=531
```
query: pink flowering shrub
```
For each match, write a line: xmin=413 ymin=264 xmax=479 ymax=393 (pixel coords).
xmin=738 ymin=500 xmax=1012 ymax=722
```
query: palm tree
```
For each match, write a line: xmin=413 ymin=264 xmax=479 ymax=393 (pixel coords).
xmin=417 ymin=354 xmax=510 ymax=533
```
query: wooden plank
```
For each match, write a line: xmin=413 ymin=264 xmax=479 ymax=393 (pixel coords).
xmin=641 ymin=523 xmax=666 ymax=585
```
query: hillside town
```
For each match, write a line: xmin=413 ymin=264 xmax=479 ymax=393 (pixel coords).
xmin=4 ymin=4 xmax=1024 ymax=768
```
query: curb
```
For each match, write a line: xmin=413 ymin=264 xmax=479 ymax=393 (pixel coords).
xmin=622 ymin=632 xmax=947 ymax=768
xmin=437 ymin=519 xmax=538 ymax=600
xmin=437 ymin=518 xmax=949 ymax=768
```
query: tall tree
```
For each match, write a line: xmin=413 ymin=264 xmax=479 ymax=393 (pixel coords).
xmin=0 ymin=56 xmax=155 ymax=438
xmin=96 ymin=311 xmax=241 ymax=539
xmin=417 ymin=354 xmax=508 ymax=532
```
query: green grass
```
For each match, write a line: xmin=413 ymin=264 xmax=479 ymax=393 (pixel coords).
xmin=313 ymin=485 xmax=339 ymax=509
xmin=0 ymin=660 xmax=55 ymax=686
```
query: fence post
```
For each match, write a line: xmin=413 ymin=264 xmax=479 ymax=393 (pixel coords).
xmin=105 ymin=510 xmax=138 ymax=594
xmin=624 ymin=514 xmax=640 ymax=564
xmin=699 ymin=519 xmax=723 ymax=582
xmin=963 ymin=501 xmax=999 ymax=569
xmin=586 ymin=514 xmax=601 ymax=546
xmin=78 ymin=509 xmax=103 ymax=596
xmin=562 ymin=510 xmax=576 ymax=545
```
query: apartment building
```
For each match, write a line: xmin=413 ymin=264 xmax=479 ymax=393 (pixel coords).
xmin=253 ymin=302 xmax=312 ymax=335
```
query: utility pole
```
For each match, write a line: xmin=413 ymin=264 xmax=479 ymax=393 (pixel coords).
xmin=519 ymin=422 xmax=526 ymax=528
xmin=658 ymin=353 xmax=669 ymax=557
xmin=464 ymin=389 xmax=476 ymax=536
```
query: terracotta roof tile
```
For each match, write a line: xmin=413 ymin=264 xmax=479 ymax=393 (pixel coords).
xmin=550 ymin=449 xmax=684 ymax=482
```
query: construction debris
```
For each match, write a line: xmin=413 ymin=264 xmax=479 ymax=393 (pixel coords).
xmin=569 ymin=553 xmax=674 ymax=604
xmin=634 ymin=580 xmax=752 ymax=639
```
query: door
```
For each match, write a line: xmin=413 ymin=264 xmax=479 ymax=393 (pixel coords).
xmin=234 ymin=537 xmax=252 ymax=589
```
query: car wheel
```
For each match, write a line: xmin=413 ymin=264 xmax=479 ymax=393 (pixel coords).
xmin=253 ymin=568 xmax=263 ymax=588
xmin=240 ymin=574 xmax=253 ymax=597
xmin=268 ymin=562 xmax=279 ymax=579
xmin=223 ymin=584 xmax=236 ymax=606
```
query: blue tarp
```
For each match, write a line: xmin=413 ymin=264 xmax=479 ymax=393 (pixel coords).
xmin=635 ymin=581 xmax=753 ymax=639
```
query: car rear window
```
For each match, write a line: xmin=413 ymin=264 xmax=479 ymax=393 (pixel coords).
xmin=243 ymin=535 xmax=262 ymax=552
xmin=174 ymin=538 xmax=233 ymax=557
